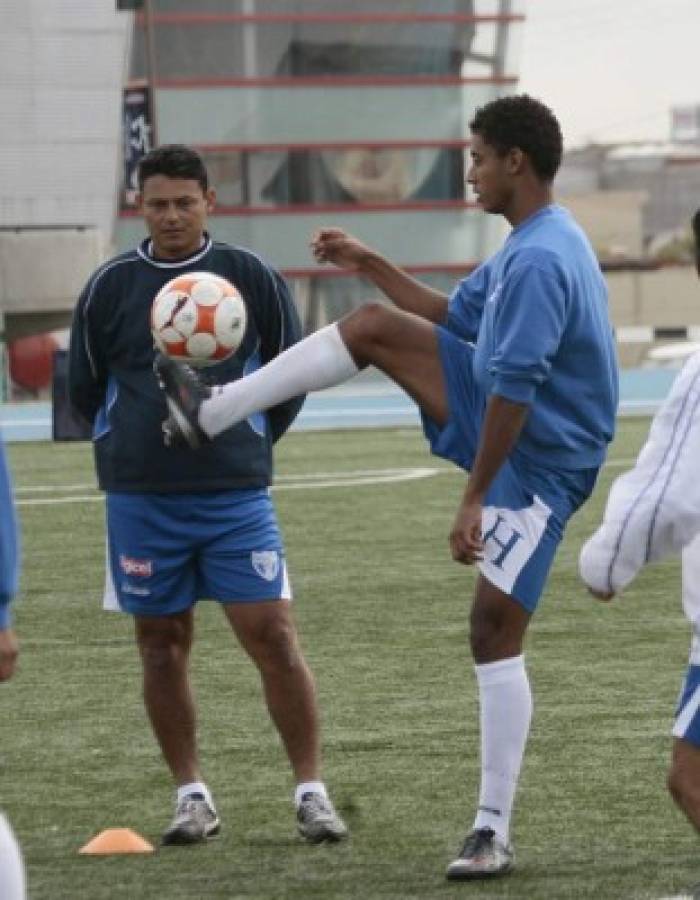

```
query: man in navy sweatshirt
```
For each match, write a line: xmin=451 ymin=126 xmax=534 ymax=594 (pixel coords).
xmin=69 ymin=144 xmax=347 ymax=848
xmin=155 ymin=95 xmax=619 ymax=880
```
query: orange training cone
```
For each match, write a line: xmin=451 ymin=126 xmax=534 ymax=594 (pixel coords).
xmin=79 ymin=828 xmax=155 ymax=855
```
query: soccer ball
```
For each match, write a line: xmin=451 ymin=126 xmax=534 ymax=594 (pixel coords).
xmin=151 ymin=272 xmax=247 ymax=367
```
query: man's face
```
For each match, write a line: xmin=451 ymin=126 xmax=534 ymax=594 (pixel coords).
xmin=466 ymin=133 xmax=515 ymax=215
xmin=138 ymin=175 xmax=215 ymax=259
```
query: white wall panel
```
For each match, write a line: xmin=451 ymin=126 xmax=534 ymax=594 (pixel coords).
xmin=0 ymin=1 xmax=131 ymax=238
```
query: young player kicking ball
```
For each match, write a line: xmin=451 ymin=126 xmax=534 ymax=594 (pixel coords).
xmin=155 ymin=95 xmax=618 ymax=880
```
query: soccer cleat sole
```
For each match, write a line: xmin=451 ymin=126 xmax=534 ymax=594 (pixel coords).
xmin=445 ymin=859 xmax=514 ymax=881
xmin=163 ymin=396 xmax=202 ymax=449
xmin=297 ymin=820 xmax=348 ymax=844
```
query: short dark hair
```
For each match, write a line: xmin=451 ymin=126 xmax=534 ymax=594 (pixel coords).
xmin=693 ymin=209 xmax=700 ymax=276
xmin=469 ymin=95 xmax=563 ymax=182
xmin=137 ymin=144 xmax=209 ymax=192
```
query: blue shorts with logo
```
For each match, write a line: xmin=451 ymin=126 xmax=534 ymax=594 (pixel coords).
xmin=421 ymin=327 xmax=599 ymax=612
xmin=673 ymin=664 xmax=700 ymax=748
xmin=104 ymin=488 xmax=290 ymax=616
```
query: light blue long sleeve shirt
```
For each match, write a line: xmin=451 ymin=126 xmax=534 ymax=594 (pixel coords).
xmin=447 ymin=205 xmax=618 ymax=470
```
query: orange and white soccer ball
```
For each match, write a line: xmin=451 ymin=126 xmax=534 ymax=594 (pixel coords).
xmin=151 ymin=272 xmax=247 ymax=367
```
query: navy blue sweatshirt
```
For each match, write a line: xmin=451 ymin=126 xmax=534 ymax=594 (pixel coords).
xmin=68 ymin=235 xmax=304 ymax=493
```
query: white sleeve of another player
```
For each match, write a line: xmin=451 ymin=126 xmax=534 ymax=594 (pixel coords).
xmin=580 ymin=352 xmax=700 ymax=595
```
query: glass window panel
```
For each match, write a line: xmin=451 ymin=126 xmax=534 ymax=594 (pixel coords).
xmin=297 ymin=269 xmax=464 ymax=331
xmin=130 ymin=4 xmax=521 ymax=81
xmin=195 ymin=148 xmax=465 ymax=207
xmin=116 ymin=207 xmax=490 ymax=270
xmin=149 ymin=1 xmax=514 ymax=16
xmin=156 ymin=83 xmax=498 ymax=144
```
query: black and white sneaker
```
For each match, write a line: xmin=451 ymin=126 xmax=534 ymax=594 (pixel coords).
xmin=296 ymin=792 xmax=348 ymax=843
xmin=153 ymin=353 xmax=211 ymax=449
xmin=161 ymin=793 xmax=220 ymax=845
xmin=445 ymin=827 xmax=514 ymax=880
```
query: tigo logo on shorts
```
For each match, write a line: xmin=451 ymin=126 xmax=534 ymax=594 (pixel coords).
xmin=119 ymin=554 xmax=153 ymax=577
xmin=251 ymin=550 xmax=280 ymax=581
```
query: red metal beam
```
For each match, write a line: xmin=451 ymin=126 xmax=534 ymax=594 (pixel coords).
xmin=120 ymin=200 xmax=475 ymax=217
xmin=155 ymin=74 xmax=518 ymax=89
xmin=137 ymin=12 xmax=525 ymax=26
xmin=194 ymin=139 xmax=470 ymax=153
xmin=280 ymin=263 xmax=478 ymax=279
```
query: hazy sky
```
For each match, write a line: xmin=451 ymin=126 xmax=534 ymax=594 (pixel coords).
xmin=517 ymin=0 xmax=698 ymax=148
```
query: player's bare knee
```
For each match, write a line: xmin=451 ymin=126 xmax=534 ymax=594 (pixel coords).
xmin=249 ymin=615 xmax=303 ymax=673
xmin=469 ymin=608 xmax=499 ymax=660
xmin=137 ymin=620 xmax=191 ymax=671
xmin=339 ymin=302 xmax=394 ymax=364
xmin=139 ymin=640 xmax=187 ymax=676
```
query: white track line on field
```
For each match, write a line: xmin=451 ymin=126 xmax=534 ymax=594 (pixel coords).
xmin=14 ymin=467 xmax=442 ymax=506
xmin=17 ymin=494 xmax=102 ymax=507
xmin=11 ymin=456 xmax=646 ymax=507
xmin=15 ymin=483 xmax=97 ymax=493
xmin=275 ymin=467 xmax=439 ymax=490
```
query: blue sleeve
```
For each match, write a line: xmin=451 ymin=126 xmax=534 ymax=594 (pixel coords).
xmin=489 ymin=263 xmax=567 ymax=404
xmin=445 ymin=263 xmax=491 ymax=342
xmin=0 ymin=442 xmax=19 ymax=627
xmin=68 ymin=274 xmax=108 ymax=425
xmin=256 ymin=267 xmax=305 ymax=442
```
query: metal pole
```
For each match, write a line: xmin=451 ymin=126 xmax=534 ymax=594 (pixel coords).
xmin=143 ymin=0 xmax=158 ymax=146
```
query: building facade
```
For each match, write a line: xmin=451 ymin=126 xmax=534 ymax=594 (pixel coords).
xmin=115 ymin=0 xmax=525 ymax=329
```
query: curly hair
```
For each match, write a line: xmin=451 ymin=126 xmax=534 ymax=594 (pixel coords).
xmin=469 ymin=95 xmax=563 ymax=182
xmin=137 ymin=144 xmax=209 ymax=193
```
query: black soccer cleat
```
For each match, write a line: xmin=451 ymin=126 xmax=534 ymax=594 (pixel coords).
xmin=445 ymin=827 xmax=514 ymax=880
xmin=153 ymin=353 xmax=212 ymax=449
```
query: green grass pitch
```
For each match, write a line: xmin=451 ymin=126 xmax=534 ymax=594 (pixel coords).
xmin=2 ymin=418 xmax=697 ymax=899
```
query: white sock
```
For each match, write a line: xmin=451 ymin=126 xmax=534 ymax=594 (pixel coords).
xmin=177 ymin=781 xmax=214 ymax=809
xmin=472 ymin=655 xmax=532 ymax=844
xmin=200 ymin=323 xmax=360 ymax=438
xmin=0 ymin=813 xmax=25 ymax=900
xmin=294 ymin=781 xmax=328 ymax=808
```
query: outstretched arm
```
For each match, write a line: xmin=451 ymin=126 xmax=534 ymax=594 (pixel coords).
xmin=311 ymin=228 xmax=449 ymax=324
xmin=579 ymin=353 xmax=700 ymax=598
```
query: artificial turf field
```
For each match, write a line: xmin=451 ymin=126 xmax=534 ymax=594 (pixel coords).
xmin=2 ymin=418 xmax=698 ymax=899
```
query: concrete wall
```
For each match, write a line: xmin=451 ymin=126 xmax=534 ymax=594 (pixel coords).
xmin=0 ymin=0 xmax=130 ymax=240
xmin=607 ymin=265 xmax=700 ymax=365
xmin=0 ymin=229 xmax=105 ymax=338
xmin=562 ymin=191 xmax=647 ymax=259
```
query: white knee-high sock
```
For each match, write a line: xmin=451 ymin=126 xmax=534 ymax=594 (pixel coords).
xmin=0 ymin=813 xmax=26 ymax=900
xmin=472 ymin=655 xmax=532 ymax=844
xmin=200 ymin=323 xmax=360 ymax=438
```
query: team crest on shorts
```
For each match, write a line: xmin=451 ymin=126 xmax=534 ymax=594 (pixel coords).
xmin=251 ymin=550 xmax=280 ymax=582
